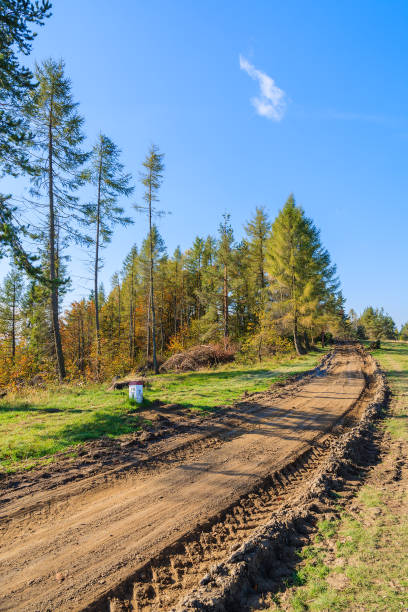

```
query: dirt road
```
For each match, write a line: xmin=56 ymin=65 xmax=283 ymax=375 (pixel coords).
xmin=0 ymin=346 xmax=371 ymax=611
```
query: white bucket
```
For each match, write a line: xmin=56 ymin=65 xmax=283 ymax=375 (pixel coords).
xmin=129 ymin=381 xmax=143 ymax=403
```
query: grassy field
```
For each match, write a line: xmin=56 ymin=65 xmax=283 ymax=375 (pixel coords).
xmin=267 ymin=340 xmax=408 ymax=612
xmin=0 ymin=348 xmax=325 ymax=474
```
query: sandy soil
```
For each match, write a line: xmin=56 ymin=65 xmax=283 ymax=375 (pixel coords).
xmin=0 ymin=346 xmax=368 ymax=611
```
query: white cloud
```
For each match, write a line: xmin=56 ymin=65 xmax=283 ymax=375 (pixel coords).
xmin=239 ymin=55 xmax=286 ymax=121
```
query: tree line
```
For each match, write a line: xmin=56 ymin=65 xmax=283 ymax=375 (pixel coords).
xmin=0 ymin=192 xmax=350 ymax=382
xmin=349 ymin=307 xmax=399 ymax=341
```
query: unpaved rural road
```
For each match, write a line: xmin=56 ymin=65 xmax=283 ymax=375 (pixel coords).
xmin=0 ymin=346 xmax=371 ymax=611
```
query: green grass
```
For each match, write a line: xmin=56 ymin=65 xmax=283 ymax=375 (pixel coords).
xmin=367 ymin=340 xmax=408 ymax=440
xmin=144 ymin=349 xmax=324 ymax=411
xmin=0 ymin=386 xmax=139 ymax=472
xmin=0 ymin=348 xmax=325 ymax=473
xmin=281 ymin=499 xmax=408 ymax=612
xmin=268 ymin=340 xmax=408 ymax=612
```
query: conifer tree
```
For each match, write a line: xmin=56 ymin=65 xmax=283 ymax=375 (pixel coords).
xmin=400 ymin=322 xmax=408 ymax=340
xmin=137 ymin=145 xmax=165 ymax=374
xmin=168 ymin=246 xmax=185 ymax=333
xmin=85 ymin=134 xmax=133 ymax=376
xmin=0 ymin=265 xmax=24 ymax=359
xmin=139 ymin=224 xmax=166 ymax=363
xmin=24 ymin=59 xmax=88 ymax=380
xmin=266 ymin=195 xmax=335 ymax=355
xmin=0 ymin=0 xmax=51 ymax=275
xmin=21 ymin=278 xmax=52 ymax=361
xmin=121 ymin=245 xmax=140 ymax=360
xmin=0 ymin=0 xmax=51 ymax=172
xmin=359 ymin=307 xmax=397 ymax=340
xmin=245 ymin=207 xmax=271 ymax=292
xmin=217 ymin=214 xmax=234 ymax=340
xmin=185 ymin=237 xmax=205 ymax=318
xmin=232 ymin=239 xmax=254 ymax=336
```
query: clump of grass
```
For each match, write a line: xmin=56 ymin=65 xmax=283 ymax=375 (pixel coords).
xmin=357 ymin=486 xmax=383 ymax=508
xmin=317 ymin=518 xmax=339 ymax=539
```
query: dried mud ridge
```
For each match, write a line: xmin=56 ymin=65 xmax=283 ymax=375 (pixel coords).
xmin=89 ymin=347 xmax=387 ymax=612
xmin=0 ymin=346 xmax=386 ymax=612
xmin=176 ymin=356 xmax=388 ymax=612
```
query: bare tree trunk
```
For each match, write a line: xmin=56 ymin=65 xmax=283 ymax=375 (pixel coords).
xmin=11 ymin=282 xmax=16 ymax=361
xmin=117 ymin=283 xmax=121 ymax=348
xmin=94 ymin=148 xmax=103 ymax=379
xmin=146 ymin=287 xmax=151 ymax=360
xmin=48 ymin=97 xmax=66 ymax=381
xmin=160 ymin=283 xmax=165 ymax=353
xmin=223 ymin=263 xmax=229 ymax=340
xmin=80 ymin=311 xmax=84 ymax=374
xmin=129 ymin=267 xmax=135 ymax=360
xmin=260 ymin=238 xmax=265 ymax=289
xmin=293 ymin=314 xmax=302 ymax=356
xmin=197 ymin=253 xmax=202 ymax=317
xmin=173 ymin=260 xmax=178 ymax=334
xmin=148 ymin=177 xmax=158 ymax=374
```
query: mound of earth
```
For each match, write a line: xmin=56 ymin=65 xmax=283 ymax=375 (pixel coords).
xmin=160 ymin=344 xmax=235 ymax=372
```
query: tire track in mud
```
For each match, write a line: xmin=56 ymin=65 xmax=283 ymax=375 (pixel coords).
xmin=100 ymin=440 xmax=334 ymax=612
xmin=92 ymin=348 xmax=379 ymax=612
xmin=178 ymin=353 xmax=387 ymax=612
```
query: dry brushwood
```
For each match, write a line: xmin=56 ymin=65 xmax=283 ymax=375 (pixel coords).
xmin=160 ymin=344 xmax=235 ymax=373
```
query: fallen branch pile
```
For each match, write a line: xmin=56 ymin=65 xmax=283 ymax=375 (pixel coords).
xmin=160 ymin=344 xmax=235 ymax=373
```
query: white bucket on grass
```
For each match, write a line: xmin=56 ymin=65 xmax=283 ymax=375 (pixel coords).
xmin=128 ymin=380 xmax=143 ymax=403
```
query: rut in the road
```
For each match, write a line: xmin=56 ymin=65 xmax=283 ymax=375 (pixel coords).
xmin=93 ymin=435 xmax=336 ymax=611
xmin=93 ymin=349 xmax=377 ymax=612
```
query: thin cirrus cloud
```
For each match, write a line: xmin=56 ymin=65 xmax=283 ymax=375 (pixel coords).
xmin=239 ymin=55 xmax=286 ymax=121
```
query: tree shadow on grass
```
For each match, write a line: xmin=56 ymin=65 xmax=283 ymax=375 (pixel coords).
xmin=0 ymin=401 xmax=85 ymax=414
xmin=50 ymin=410 xmax=141 ymax=446
xmin=386 ymin=370 xmax=408 ymax=379
xmin=371 ymin=346 xmax=408 ymax=355
xmin=167 ymin=369 xmax=276 ymax=385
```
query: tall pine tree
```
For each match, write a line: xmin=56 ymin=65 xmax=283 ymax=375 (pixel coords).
xmin=24 ymin=59 xmax=88 ymax=379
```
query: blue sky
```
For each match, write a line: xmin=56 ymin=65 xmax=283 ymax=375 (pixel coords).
xmin=2 ymin=0 xmax=407 ymax=325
